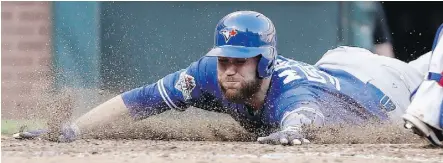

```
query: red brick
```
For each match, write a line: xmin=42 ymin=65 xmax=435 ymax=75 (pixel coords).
xmin=1 ymin=27 xmax=14 ymax=35
xmin=2 ymin=42 xmax=12 ymax=51
xmin=1 ymin=93 xmax=33 ymax=101
xmin=19 ymin=11 xmax=49 ymax=21
xmin=38 ymin=26 xmax=50 ymax=35
xmin=1 ymin=95 xmax=39 ymax=119
xmin=14 ymin=1 xmax=36 ymax=6
xmin=1 ymin=101 xmax=15 ymax=119
xmin=1 ymin=56 xmax=33 ymax=66
xmin=1 ymin=11 xmax=13 ymax=20
xmin=1 ymin=101 xmax=12 ymax=110
xmin=1 ymin=72 xmax=14 ymax=80
xmin=38 ymin=57 xmax=51 ymax=66
xmin=17 ymin=71 xmax=51 ymax=80
xmin=2 ymin=100 xmax=35 ymax=117
xmin=1 ymin=1 xmax=15 ymax=6
xmin=15 ymin=101 xmax=34 ymax=108
xmin=2 ymin=1 xmax=52 ymax=120
xmin=1 ymin=85 xmax=33 ymax=97
xmin=16 ymin=26 xmax=35 ymax=35
xmin=2 ymin=26 xmax=35 ymax=35
xmin=2 ymin=80 xmax=36 ymax=87
xmin=17 ymin=72 xmax=38 ymax=80
xmin=37 ymin=1 xmax=50 ymax=6
xmin=17 ymin=41 xmax=47 ymax=51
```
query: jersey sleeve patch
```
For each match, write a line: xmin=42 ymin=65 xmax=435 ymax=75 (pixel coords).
xmin=174 ymin=71 xmax=197 ymax=101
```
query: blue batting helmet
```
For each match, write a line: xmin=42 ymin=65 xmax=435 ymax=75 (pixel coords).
xmin=206 ymin=11 xmax=278 ymax=78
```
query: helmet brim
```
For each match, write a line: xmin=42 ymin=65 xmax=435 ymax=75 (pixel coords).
xmin=206 ymin=46 xmax=274 ymax=59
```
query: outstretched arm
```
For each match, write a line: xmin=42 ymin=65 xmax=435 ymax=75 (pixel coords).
xmin=15 ymin=57 xmax=210 ymax=142
xmin=72 ymin=66 xmax=204 ymax=140
xmin=72 ymin=95 xmax=134 ymax=136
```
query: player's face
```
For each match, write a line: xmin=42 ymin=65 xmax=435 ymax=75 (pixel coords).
xmin=217 ymin=56 xmax=262 ymax=103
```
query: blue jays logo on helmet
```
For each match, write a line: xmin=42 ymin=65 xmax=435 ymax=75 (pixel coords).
xmin=220 ymin=28 xmax=238 ymax=43
xmin=206 ymin=10 xmax=278 ymax=78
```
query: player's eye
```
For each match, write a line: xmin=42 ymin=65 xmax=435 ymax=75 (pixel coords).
xmin=218 ymin=58 xmax=229 ymax=64
xmin=235 ymin=59 xmax=247 ymax=65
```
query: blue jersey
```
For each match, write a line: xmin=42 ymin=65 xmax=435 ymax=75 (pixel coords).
xmin=122 ymin=55 xmax=394 ymax=135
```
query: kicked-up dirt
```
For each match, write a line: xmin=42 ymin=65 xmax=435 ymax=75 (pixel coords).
xmin=2 ymin=136 xmax=443 ymax=163
xmin=2 ymin=108 xmax=443 ymax=163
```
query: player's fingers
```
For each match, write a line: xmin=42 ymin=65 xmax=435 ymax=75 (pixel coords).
xmin=257 ymin=135 xmax=281 ymax=145
xmin=289 ymin=138 xmax=310 ymax=146
xmin=13 ymin=129 xmax=48 ymax=139
xmin=284 ymin=133 xmax=302 ymax=146
xmin=291 ymin=139 xmax=302 ymax=145
xmin=257 ymin=136 xmax=271 ymax=144
xmin=279 ymin=137 xmax=289 ymax=145
xmin=269 ymin=136 xmax=282 ymax=145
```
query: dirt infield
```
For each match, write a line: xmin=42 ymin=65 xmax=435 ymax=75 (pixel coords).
xmin=2 ymin=136 xmax=443 ymax=163
xmin=2 ymin=108 xmax=443 ymax=163
xmin=2 ymin=90 xmax=443 ymax=163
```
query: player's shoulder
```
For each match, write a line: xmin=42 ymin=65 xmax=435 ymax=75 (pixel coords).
xmin=269 ymin=55 xmax=337 ymax=99
xmin=182 ymin=56 xmax=220 ymax=93
xmin=192 ymin=56 xmax=217 ymax=70
xmin=185 ymin=56 xmax=217 ymax=77
xmin=271 ymin=55 xmax=314 ymax=86
xmin=273 ymin=55 xmax=318 ymax=73
xmin=267 ymin=56 xmax=315 ymax=99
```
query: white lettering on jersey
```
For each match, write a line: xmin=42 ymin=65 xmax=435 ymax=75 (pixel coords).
xmin=278 ymin=69 xmax=302 ymax=84
xmin=275 ymin=59 xmax=341 ymax=90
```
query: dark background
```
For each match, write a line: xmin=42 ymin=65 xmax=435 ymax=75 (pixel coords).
xmin=51 ymin=2 xmax=443 ymax=92
xmin=382 ymin=1 xmax=443 ymax=62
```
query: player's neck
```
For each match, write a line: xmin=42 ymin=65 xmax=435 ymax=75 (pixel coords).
xmin=245 ymin=78 xmax=271 ymax=111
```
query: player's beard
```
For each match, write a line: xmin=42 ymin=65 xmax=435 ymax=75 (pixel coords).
xmin=219 ymin=77 xmax=262 ymax=103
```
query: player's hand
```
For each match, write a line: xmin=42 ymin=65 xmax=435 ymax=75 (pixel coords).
xmin=257 ymin=126 xmax=310 ymax=146
xmin=13 ymin=123 xmax=80 ymax=143
xmin=12 ymin=126 xmax=48 ymax=139
xmin=54 ymin=123 xmax=80 ymax=143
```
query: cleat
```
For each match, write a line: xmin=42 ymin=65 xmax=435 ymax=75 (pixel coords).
xmin=403 ymin=114 xmax=443 ymax=147
xmin=404 ymin=122 xmax=413 ymax=129
xmin=12 ymin=133 xmax=21 ymax=139
xmin=403 ymin=24 xmax=443 ymax=147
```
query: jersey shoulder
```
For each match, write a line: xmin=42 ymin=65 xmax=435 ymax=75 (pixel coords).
xmin=187 ymin=56 xmax=217 ymax=82
xmin=271 ymin=56 xmax=340 ymax=89
xmin=272 ymin=56 xmax=310 ymax=85
xmin=267 ymin=56 xmax=324 ymax=106
xmin=181 ymin=56 xmax=220 ymax=96
xmin=267 ymin=55 xmax=343 ymax=107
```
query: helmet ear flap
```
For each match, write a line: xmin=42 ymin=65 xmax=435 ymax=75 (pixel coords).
xmin=256 ymin=47 xmax=277 ymax=78
xmin=257 ymin=54 xmax=275 ymax=79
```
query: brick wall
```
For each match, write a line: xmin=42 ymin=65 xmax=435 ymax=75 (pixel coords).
xmin=1 ymin=1 xmax=52 ymax=119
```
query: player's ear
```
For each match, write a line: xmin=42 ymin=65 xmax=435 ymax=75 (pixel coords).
xmin=254 ymin=55 xmax=262 ymax=62
xmin=255 ymin=55 xmax=262 ymax=77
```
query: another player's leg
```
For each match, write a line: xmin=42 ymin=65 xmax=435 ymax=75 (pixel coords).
xmin=403 ymin=24 xmax=443 ymax=147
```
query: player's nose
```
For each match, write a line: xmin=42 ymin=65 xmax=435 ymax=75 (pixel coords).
xmin=225 ymin=64 xmax=237 ymax=76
